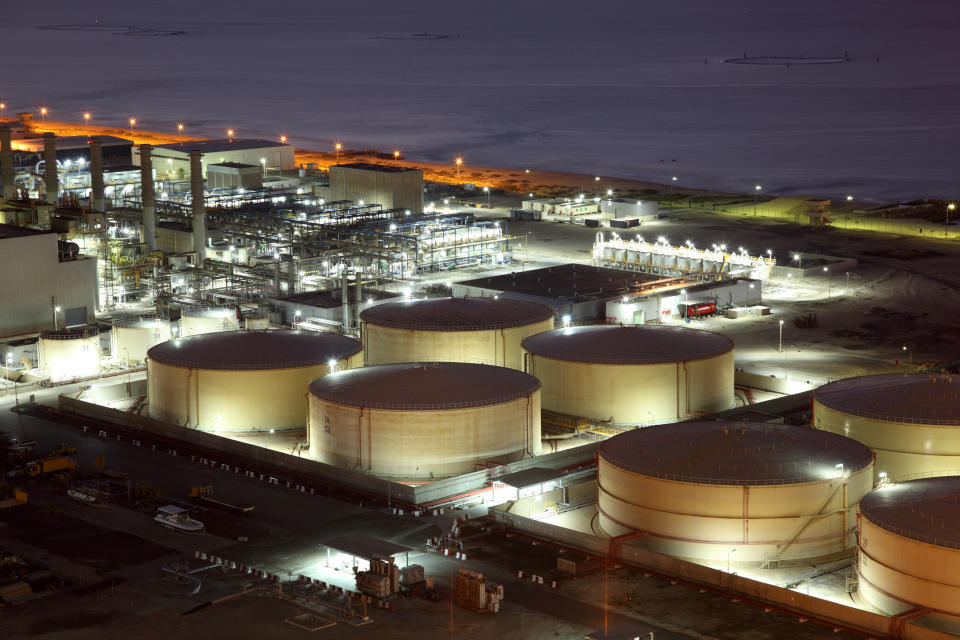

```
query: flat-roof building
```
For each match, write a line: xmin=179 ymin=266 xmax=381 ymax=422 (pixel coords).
xmin=329 ymin=163 xmax=423 ymax=214
xmin=136 ymin=139 xmax=294 ymax=180
xmin=0 ymin=224 xmax=98 ymax=335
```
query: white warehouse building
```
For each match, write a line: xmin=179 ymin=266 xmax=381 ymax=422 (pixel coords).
xmin=134 ymin=139 xmax=295 ymax=180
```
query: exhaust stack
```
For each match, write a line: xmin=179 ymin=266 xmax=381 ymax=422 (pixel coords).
xmin=139 ymin=144 xmax=157 ymax=251
xmin=0 ymin=125 xmax=14 ymax=200
xmin=43 ymin=132 xmax=58 ymax=204
xmin=190 ymin=150 xmax=206 ymax=257
xmin=89 ymin=137 xmax=105 ymax=211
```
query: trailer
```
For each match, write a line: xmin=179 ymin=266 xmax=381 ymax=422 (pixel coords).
xmin=188 ymin=485 xmax=255 ymax=514
xmin=682 ymin=302 xmax=717 ymax=318
xmin=24 ymin=455 xmax=77 ymax=477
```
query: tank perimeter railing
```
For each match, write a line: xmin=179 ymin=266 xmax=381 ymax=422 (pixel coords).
xmin=151 ymin=355 xmax=360 ymax=372
xmin=889 ymin=469 xmax=960 ymax=483
xmin=308 ymin=386 xmax=541 ymax=411
xmin=111 ymin=313 xmax=170 ymax=329
xmin=39 ymin=327 xmax=102 ymax=340
xmin=602 ymin=456 xmax=874 ymax=487
xmin=818 ymin=407 xmax=960 ymax=426
xmin=862 ymin=513 xmax=960 ymax=551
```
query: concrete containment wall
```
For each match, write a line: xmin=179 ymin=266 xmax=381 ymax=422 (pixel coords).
xmin=57 ymin=394 xmax=596 ymax=508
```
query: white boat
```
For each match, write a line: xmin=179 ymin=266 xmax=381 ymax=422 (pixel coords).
xmin=154 ymin=505 xmax=205 ymax=534
xmin=68 ymin=486 xmax=106 ymax=507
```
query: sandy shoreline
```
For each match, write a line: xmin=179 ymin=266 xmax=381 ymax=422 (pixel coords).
xmin=13 ymin=119 xmax=746 ymax=201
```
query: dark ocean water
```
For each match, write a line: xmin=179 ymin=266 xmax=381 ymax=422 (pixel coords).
xmin=5 ymin=0 xmax=959 ymax=200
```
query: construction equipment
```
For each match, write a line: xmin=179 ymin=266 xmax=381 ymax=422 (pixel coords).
xmin=188 ymin=485 xmax=255 ymax=514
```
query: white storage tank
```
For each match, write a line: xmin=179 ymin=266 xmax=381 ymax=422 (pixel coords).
xmin=598 ymin=421 xmax=875 ymax=563
xmin=147 ymin=330 xmax=363 ymax=433
xmin=112 ymin=315 xmax=171 ymax=364
xmin=39 ymin=328 xmax=102 ymax=382
xmin=813 ymin=373 xmax=960 ymax=482
xmin=857 ymin=476 xmax=960 ymax=617
xmin=359 ymin=297 xmax=555 ymax=369
xmin=308 ymin=362 xmax=542 ymax=478
xmin=521 ymin=325 xmax=734 ymax=425
xmin=179 ymin=306 xmax=239 ymax=336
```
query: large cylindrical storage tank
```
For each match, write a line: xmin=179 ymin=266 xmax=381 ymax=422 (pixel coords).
xmin=857 ymin=477 xmax=960 ymax=618
xmin=598 ymin=421 xmax=874 ymax=563
xmin=813 ymin=373 xmax=960 ymax=482
xmin=308 ymin=362 xmax=542 ymax=478
xmin=179 ymin=307 xmax=240 ymax=337
xmin=39 ymin=328 xmax=101 ymax=381
xmin=359 ymin=297 xmax=554 ymax=369
xmin=147 ymin=330 xmax=363 ymax=433
xmin=112 ymin=316 xmax=171 ymax=364
xmin=521 ymin=325 xmax=734 ymax=425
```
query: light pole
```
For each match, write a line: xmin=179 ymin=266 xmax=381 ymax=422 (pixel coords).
xmin=727 ymin=548 xmax=737 ymax=573
xmin=779 ymin=320 xmax=784 ymax=353
xmin=845 ymin=271 xmax=850 ymax=295
xmin=177 ymin=123 xmax=184 ymax=142
xmin=227 ymin=129 xmax=234 ymax=142
xmin=670 ymin=175 xmax=678 ymax=199
xmin=455 ymin=156 xmax=463 ymax=178
xmin=484 ymin=186 xmax=490 ymax=208
xmin=823 ymin=266 xmax=830 ymax=298
xmin=40 ymin=106 xmax=47 ymax=122
xmin=947 ymin=203 xmax=956 ymax=237
xmin=84 ymin=112 xmax=91 ymax=127
xmin=129 ymin=118 xmax=136 ymax=138
xmin=0 ymin=103 xmax=5 ymax=119
xmin=902 ymin=345 xmax=912 ymax=369
xmin=793 ymin=253 xmax=802 ymax=270
xmin=335 ymin=142 xmax=342 ymax=162
xmin=753 ymin=184 xmax=762 ymax=216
